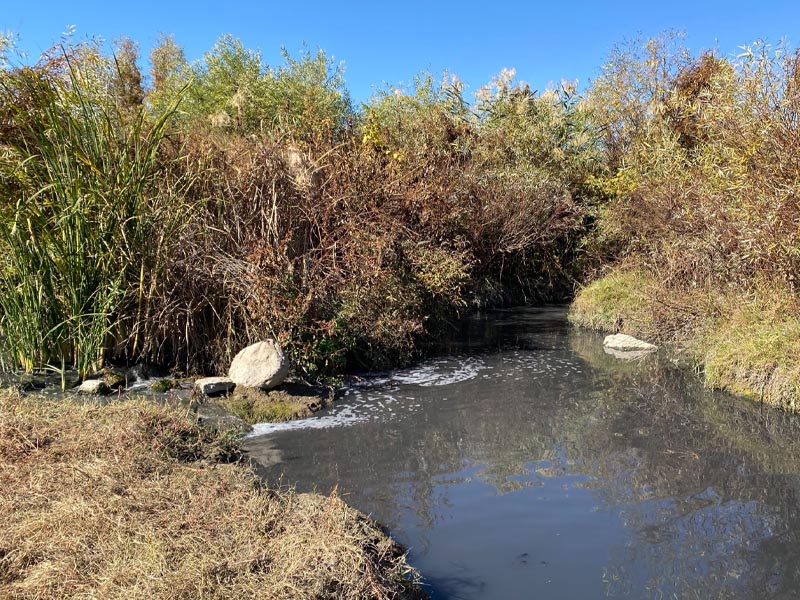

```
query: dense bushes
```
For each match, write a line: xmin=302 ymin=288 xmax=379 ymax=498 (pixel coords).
xmin=586 ymin=33 xmax=800 ymax=290
xmin=574 ymin=33 xmax=800 ymax=407
xmin=0 ymin=36 xmax=602 ymax=380
xmin=5 ymin=29 xmax=800 ymax=401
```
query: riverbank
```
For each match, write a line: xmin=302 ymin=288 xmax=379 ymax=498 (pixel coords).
xmin=569 ymin=267 xmax=800 ymax=410
xmin=0 ymin=390 xmax=425 ymax=599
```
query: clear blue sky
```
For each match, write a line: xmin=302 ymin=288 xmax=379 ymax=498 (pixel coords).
xmin=3 ymin=1 xmax=800 ymax=104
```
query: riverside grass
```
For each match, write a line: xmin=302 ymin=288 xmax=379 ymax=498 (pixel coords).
xmin=570 ymin=268 xmax=800 ymax=411
xmin=0 ymin=390 xmax=424 ymax=600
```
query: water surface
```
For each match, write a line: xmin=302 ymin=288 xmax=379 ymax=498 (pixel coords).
xmin=244 ymin=307 xmax=800 ymax=599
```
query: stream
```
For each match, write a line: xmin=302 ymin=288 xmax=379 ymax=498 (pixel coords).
xmin=243 ymin=306 xmax=800 ymax=599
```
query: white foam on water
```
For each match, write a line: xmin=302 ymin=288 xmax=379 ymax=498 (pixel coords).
xmin=246 ymin=404 xmax=371 ymax=436
xmin=389 ymin=356 xmax=486 ymax=387
xmin=246 ymin=351 xmax=586 ymax=437
xmin=246 ymin=355 xmax=487 ymax=437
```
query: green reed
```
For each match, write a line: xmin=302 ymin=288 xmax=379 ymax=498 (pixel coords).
xmin=0 ymin=56 xmax=181 ymax=381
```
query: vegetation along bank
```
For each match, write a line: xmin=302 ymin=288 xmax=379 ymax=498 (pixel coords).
xmin=3 ymin=27 xmax=800 ymax=598
xmin=570 ymin=34 xmax=800 ymax=410
xmin=0 ymin=390 xmax=424 ymax=599
xmin=3 ymin=31 xmax=797 ymax=406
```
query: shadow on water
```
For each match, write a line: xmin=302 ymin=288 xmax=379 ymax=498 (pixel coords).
xmin=245 ymin=306 xmax=800 ymax=600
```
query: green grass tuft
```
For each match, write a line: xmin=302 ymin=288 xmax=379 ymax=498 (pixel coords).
xmin=219 ymin=389 xmax=310 ymax=424
xmin=569 ymin=269 xmax=654 ymax=334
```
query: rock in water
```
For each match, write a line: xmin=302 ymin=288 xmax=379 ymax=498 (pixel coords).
xmin=229 ymin=340 xmax=289 ymax=390
xmin=195 ymin=377 xmax=236 ymax=396
xmin=603 ymin=333 xmax=658 ymax=352
xmin=77 ymin=379 xmax=111 ymax=395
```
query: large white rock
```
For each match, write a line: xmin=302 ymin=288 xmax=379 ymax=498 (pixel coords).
xmin=77 ymin=379 xmax=110 ymax=395
xmin=228 ymin=340 xmax=289 ymax=390
xmin=603 ymin=347 xmax=655 ymax=360
xmin=194 ymin=377 xmax=236 ymax=396
xmin=603 ymin=333 xmax=658 ymax=353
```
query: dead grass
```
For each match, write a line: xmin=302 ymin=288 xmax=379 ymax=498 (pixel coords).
xmin=0 ymin=391 xmax=423 ymax=599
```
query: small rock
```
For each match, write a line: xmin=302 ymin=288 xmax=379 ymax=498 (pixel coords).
xmin=86 ymin=367 xmax=127 ymax=389
xmin=603 ymin=334 xmax=658 ymax=353
xmin=101 ymin=368 xmax=127 ymax=389
xmin=603 ymin=347 xmax=655 ymax=360
xmin=194 ymin=377 xmax=236 ymax=396
xmin=229 ymin=340 xmax=289 ymax=390
xmin=77 ymin=379 xmax=111 ymax=395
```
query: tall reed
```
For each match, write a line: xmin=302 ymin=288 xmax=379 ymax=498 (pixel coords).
xmin=0 ymin=52 xmax=182 ymax=379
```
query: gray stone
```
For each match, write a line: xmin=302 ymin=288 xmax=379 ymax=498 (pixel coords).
xmin=603 ymin=333 xmax=658 ymax=353
xmin=228 ymin=340 xmax=289 ymax=390
xmin=603 ymin=347 xmax=655 ymax=360
xmin=77 ymin=379 xmax=111 ymax=395
xmin=194 ymin=377 xmax=236 ymax=396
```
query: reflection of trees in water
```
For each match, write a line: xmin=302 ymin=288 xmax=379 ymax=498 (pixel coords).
xmin=571 ymin=334 xmax=800 ymax=599
xmin=261 ymin=315 xmax=800 ymax=598
xmin=421 ymin=330 xmax=800 ymax=597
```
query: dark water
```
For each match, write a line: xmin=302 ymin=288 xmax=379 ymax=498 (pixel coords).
xmin=244 ymin=307 xmax=800 ymax=600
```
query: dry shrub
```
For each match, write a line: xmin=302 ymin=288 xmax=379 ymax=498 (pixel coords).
xmin=0 ymin=391 xmax=422 ymax=599
xmin=589 ymin=36 xmax=800 ymax=292
xmin=2 ymin=36 xmax=604 ymax=380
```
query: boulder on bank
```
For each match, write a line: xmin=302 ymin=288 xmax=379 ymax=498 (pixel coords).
xmin=603 ymin=333 xmax=658 ymax=353
xmin=194 ymin=377 xmax=236 ymax=396
xmin=229 ymin=340 xmax=289 ymax=390
xmin=77 ymin=379 xmax=111 ymax=395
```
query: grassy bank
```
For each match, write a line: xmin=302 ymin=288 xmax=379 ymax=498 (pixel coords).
xmin=568 ymin=33 xmax=800 ymax=410
xmin=570 ymin=268 xmax=800 ymax=410
xmin=0 ymin=391 xmax=424 ymax=599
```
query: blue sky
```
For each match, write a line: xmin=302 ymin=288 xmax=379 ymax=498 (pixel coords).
xmin=3 ymin=1 xmax=800 ymax=104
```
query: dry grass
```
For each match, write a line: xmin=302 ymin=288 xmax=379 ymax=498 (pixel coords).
xmin=0 ymin=391 xmax=423 ymax=599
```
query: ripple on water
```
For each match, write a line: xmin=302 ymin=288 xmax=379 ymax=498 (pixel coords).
xmin=247 ymin=350 xmax=586 ymax=437
xmin=247 ymin=356 xmax=486 ymax=436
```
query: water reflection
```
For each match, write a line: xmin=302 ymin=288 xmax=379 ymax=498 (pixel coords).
xmin=245 ymin=307 xmax=800 ymax=599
